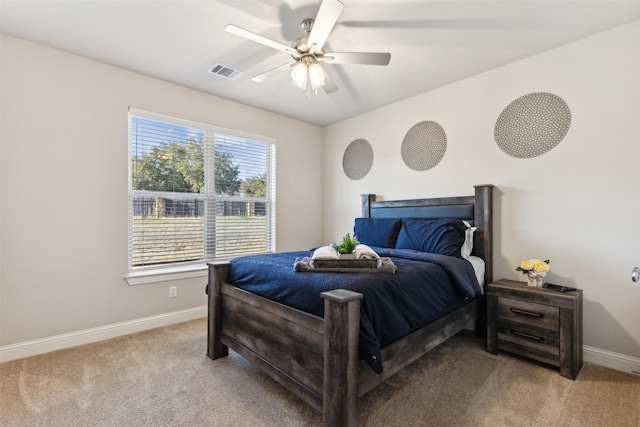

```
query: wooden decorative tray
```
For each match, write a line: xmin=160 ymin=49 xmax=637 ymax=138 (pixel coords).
xmin=312 ymin=259 xmax=378 ymax=269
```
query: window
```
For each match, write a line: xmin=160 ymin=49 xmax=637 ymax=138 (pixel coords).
xmin=128 ymin=109 xmax=275 ymax=272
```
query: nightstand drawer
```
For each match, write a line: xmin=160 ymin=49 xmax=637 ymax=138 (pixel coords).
xmin=497 ymin=318 xmax=559 ymax=355
xmin=498 ymin=296 xmax=559 ymax=330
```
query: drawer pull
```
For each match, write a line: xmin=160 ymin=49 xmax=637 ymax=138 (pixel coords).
xmin=511 ymin=330 xmax=544 ymax=342
xmin=510 ymin=308 xmax=543 ymax=318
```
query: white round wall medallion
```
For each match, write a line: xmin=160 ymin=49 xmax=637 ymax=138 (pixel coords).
xmin=494 ymin=92 xmax=571 ymax=159
xmin=401 ymin=121 xmax=447 ymax=171
xmin=343 ymin=138 xmax=373 ymax=180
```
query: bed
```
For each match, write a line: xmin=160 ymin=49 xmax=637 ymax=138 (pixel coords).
xmin=206 ymin=184 xmax=493 ymax=426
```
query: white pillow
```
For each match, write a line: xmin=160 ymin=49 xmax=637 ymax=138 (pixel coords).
xmin=466 ymin=255 xmax=485 ymax=289
xmin=461 ymin=220 xmax=476 ymax=259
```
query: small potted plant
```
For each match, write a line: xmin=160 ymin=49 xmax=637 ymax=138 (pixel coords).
xmin=338 ymin=233 xmax=359 ymax=259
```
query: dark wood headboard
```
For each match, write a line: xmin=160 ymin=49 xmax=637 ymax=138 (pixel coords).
xmin=361 ymin=184 xmax=494 ymax=284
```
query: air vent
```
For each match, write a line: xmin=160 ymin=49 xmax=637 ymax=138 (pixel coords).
xmin=208 ymin=63 xmax=243 ymax=80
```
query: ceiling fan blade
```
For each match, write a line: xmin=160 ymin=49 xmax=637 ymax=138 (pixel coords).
xmin=321 ymin=66 xmax=338 ymax=94
xmin=322 ymin=52 xmax=391 ymax=66
xmin=306 ymin=0 xmax=344 ymax=52
xmin=251 ymin=62 xmax=296 ymax=83
xmin=225 ymin=24 xmax=299 ymax=56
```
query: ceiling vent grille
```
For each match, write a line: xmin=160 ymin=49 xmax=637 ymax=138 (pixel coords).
xmin=208 ymin=63 xmax=243 ymax=80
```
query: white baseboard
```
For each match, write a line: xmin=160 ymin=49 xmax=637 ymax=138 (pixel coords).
xmin=584 ymin=345 xmax=640 ymax=376
xmin=2 ymin=309 xmax=639 ymax=378
xmin=0 ymin=306 xmax=207 ymax=363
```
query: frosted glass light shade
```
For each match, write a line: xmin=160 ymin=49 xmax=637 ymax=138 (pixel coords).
xmin=291 ymin=61 xmax=325 ymax=91
xmin=291 ymin=63 xmax=308 ymax=89
xmin=308 ymin=63 xmax=325 ymax=89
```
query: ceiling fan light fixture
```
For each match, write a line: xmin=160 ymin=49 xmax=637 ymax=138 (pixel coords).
xmin=291 ymin=59 xmax=325 ymax=96
xmin=291 ymin=62 xmax=308 ymax=89
xmin=308 ymin=63 xmax=325 ymax=89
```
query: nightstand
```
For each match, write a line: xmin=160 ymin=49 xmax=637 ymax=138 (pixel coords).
xmin=486 ymin=279 xmax=583 ymax=379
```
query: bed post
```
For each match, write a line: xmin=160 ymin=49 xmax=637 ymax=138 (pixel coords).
xmin=361 ymin=194 xmax=376 ymax=218
xmin=473 ymin=185 xmax=494 ymax=284
xmin=320 ymin=289 xmax=363 ymax=427
xmin=207 ymin=262 xmax=230 ymax=360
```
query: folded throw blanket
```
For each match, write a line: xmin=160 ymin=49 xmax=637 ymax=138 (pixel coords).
xmin=354 ymin=244 xmax=382 ymax=267
xmin=294 ymin=256 xmax=397 ymax=274
xmin=310 ymin=246 xmax=339 ymax=268
xmin=311 ymin=246 xmax=339 ymax=260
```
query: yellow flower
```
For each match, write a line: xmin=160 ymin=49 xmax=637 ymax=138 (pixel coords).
xmin=533 ymin=261 xmax=549 ymax=274
xmin=520 ymin=259 xmax=535 ymax=271
xmin=516 ymin=258 xmax=550 ymax=275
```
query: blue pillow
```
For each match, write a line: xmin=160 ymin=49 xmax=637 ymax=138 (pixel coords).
xmin=396 ymin=218 xmax=467 ymax=257
xmin=353 ymin=218 xmax=403 ymax=248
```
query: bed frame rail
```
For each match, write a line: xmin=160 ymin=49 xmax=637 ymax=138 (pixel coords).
xmin=357 ymin=299 xmax=479 ymax=395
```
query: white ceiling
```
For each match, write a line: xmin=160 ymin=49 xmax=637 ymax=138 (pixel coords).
xmin=2 ymin=0 xmax=640 ymax=127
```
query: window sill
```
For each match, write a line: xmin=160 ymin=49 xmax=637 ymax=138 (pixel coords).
xmin=125 ymin=264 xmax=209 ymax=286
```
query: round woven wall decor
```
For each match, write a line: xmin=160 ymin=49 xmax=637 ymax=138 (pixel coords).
xmin=343 ymin=138 xmax=373 ymax=180
xmin=401 ymin=121 xmax=447 ymax=171
xmin=495 ymin=92 xmax=571 ymax=158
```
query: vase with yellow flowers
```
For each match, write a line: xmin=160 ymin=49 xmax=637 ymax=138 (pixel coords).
xmin=516 ymin=258 xmax=550 ymax=287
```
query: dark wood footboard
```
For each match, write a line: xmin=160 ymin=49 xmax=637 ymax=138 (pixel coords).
xmin=207 ymin=262 xmax=364 ymax=425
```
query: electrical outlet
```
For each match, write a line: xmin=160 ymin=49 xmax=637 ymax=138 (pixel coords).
xmin=169 ymin=286 xmax=177 ymax=298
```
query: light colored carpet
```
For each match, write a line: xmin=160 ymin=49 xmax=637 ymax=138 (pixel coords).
xmin=1 ymin=318 xmax=639 ymax=426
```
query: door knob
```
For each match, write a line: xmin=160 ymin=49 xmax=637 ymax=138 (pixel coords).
xmin=633 ymin=267 xmax=640 ymax=282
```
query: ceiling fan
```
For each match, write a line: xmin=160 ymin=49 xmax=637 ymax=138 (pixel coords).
xmin=225 ymin=0 xmax=391 ymax=96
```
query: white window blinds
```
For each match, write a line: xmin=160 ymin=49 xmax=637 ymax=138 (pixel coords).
xmin=128 ymin=108 xmax=275 ymax=269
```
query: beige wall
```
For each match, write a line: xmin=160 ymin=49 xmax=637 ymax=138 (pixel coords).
xmin=323 ymin=22 xmax=640 ymax=359
xmin=0 ymin=35 xmax=324 ymax=346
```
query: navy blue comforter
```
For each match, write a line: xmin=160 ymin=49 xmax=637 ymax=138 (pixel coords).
xmin=226 ymin=247 xmax=481 ymax=373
